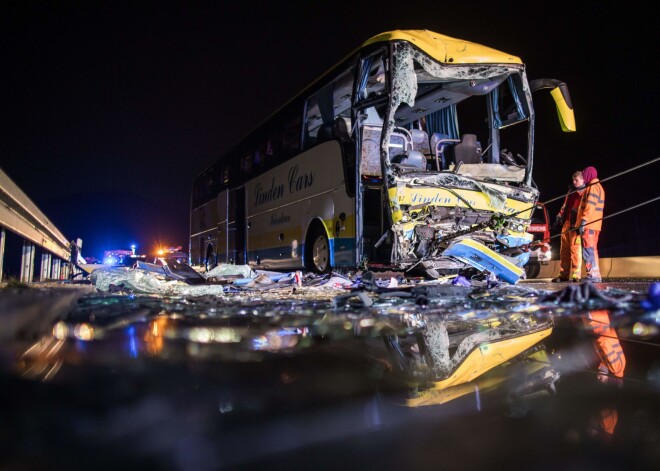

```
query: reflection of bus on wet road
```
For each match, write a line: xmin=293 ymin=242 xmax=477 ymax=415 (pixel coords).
xmin=190 ymin=30 xmax=575 ymax=277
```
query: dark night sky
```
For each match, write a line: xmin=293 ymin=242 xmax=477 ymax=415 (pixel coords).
xmin=1 ymin=1 xmax=658 ymax=262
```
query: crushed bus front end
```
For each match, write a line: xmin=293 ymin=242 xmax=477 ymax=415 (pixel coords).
xmin=386 ymin=170 xmax=537 ymax=282
xmin=354 ymin=31 xmax=574 ymax=282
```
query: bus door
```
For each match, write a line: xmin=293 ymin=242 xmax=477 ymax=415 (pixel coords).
xmin=228 ymin=185 xmax=246 ymax=265
xmin=358 ymin=123 xmax=397 ymax=265
xmin=353 ymin=51 xmax=395 ymax=266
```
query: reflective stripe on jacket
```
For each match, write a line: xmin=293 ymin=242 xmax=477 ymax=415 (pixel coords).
xmin=577 ymin=178 xmax=605 ymax=231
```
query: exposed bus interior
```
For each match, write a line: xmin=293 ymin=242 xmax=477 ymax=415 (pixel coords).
xmin=353 ymin=41 xmax=570 ymax=276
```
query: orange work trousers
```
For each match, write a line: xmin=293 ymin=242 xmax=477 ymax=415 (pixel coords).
xmin=559 ymin=222 xmax=581 ymax=279
xmin=585 ymin=309 xmax=626 ymax=379
xmin=582 ymin=229 xmax=601 ymax=279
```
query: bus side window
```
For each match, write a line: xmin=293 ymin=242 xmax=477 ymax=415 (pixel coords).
xmin=267 ymin=125 xmax=283 ymax=164
xmin=254 ymin=142 xmax=265 ymax=171
xmin=304 ymin=96 xmax=321 ymax=149
xmin=222 ymin=165 xmax=230 ymax=186
xmin=241 ymin=153 xmax=253 ymax=177
xmin=282 ymin=112 xmax=301 ymax=153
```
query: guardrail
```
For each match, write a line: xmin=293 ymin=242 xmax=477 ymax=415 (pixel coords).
xmin=0 ymin=167 xmax=74 ymax=282
xmin=530 ymin=256 xmax=660 ymax=279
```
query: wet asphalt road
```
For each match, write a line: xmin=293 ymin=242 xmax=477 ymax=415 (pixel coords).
xmin=0 ymin=276 xmax=659 ymax=470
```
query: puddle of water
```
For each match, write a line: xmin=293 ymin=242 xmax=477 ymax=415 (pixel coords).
xmin=1 ymin=281 xmax=659 ymax=469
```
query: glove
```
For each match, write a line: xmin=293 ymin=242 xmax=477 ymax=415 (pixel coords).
xmin=552 ymin=215 xmax=564 ymax=230
xmin=578 ymin=219 xmax=587 ymax=236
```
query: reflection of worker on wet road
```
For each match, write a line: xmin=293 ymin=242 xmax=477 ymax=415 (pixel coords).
xmin=595 ymin=407 xmax=619 ymax=436
xmin=585 ymin=309 xmax=625 ymax=437
xmin=584 ymin=309 xmax=626 ymax=384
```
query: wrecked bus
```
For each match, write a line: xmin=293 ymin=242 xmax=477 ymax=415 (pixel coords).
xmin=190 ymin=29 xmax=575 ymax=281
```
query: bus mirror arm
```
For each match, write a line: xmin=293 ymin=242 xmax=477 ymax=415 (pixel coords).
xmin=529 ymin=78 xmax=576 ymax=133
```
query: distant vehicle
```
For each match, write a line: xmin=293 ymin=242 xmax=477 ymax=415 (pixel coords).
xmin=103 ymin=250 xmax=132 ymax=265
xmin=116 ymin=254 xmax=148 ymax=268
xmin=190 ymin=29 xmax=575 ymax=279
xmin=152 ymin=246 xmax=189 ymax=265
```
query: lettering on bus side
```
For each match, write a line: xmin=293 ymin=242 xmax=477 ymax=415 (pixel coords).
xmin=288 ymin=165 xmax=315 ymax=193
xmin=270 ymin=211 xmax=291 ymax=225
xmin=409 ymin=192 xmax=478 ymax=207
xmin=255 ymin=178 xmax=285 ymax=206
xmin=410 ymin=193 xmax=453 ymax=205
xmin=503 ymin=205 xmax=518 ymax=214
xmin=254 ymin=164 xmax=316 ymax=207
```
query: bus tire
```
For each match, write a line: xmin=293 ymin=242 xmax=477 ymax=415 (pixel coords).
xmin=306 ymin=223 xmax=331 ymax=274
xmin=525 ymin=261 xmax=540 ymax=279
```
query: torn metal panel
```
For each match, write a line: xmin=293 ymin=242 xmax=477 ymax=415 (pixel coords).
xmin=443 ymin=238 xmax=524 ymax=284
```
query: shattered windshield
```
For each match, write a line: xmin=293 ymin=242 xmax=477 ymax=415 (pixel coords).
xmin=385 ymin=42 xmax=532 ymax=184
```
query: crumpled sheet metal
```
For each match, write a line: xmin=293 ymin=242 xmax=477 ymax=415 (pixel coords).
xmin=91 ymin=267 xmax=230 ymax=296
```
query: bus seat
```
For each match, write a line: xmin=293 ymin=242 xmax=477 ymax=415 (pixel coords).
xmin=454 ymin=134 xmax=481 ymax=165
xmin=334 ymin=116 xmax=352 ymax=142
xmin=430 ymin=132 xmax=456 ymax=169
xmin=399 ymin=150 xmax=426 ymax=170
xmin=364 ymin=107 xmax=383 ymax=125
xmin=411 ymin=129 xmax=430 ymax=155
xmin=317 ymin=124 xmax=334 ymax=142
xmin=430 ymin=132 xmax=450 ymax=151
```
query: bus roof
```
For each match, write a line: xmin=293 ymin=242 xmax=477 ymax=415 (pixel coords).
xmin=194 ymin=29 xmax=522 ymax=178
xmin=363 ymin=29 xmax=522 ymax=65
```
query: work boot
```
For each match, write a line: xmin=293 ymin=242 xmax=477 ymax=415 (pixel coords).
xmin=551 ymin=276 xmax=569 ymax=283
xmin=570 ymin=277 xmax=580 ymax=283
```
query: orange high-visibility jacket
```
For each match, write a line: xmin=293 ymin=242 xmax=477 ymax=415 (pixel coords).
xmin=559 ymin=189 xmax=583 ymax=227
xmin=577 ymin=178 xmax=605 ymax=231
xmin=587 ymin=310 xmax=626 ymax=378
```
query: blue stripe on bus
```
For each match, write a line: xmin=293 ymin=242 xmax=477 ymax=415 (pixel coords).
xmin=331 ymin=237 xmax=356 ymax=266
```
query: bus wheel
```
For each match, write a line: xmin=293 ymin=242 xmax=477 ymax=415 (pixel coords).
xmin=524 ymin=261 xmax=541 ymax=279
xmin=306 ymin=225 xmax=331 ymax=274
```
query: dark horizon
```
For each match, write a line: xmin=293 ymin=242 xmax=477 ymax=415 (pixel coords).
xmin=1 ymin=1 xmax=658 ymax=266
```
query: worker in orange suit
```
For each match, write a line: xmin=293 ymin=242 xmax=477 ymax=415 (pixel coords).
xmin=552 ymin=171 xmax=585 ymax=282
xmin=585 ymin=309 xmax=626 ymax=383
xmin=585 ymin=309 xmax=625 ymax=436
xmin=577 ymin=166 xmax=605 ymax=282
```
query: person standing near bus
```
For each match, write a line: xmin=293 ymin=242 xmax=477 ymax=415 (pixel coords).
xmin=577 ymin=166 xmax=605 ymax=282
xmin=552 ymin=171 xmax=585 ymax=282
